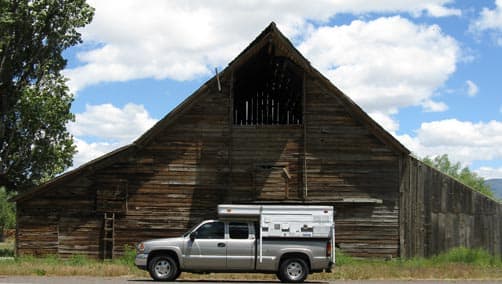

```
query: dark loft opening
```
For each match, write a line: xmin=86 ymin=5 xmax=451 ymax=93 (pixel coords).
xmin=233 ymin=44 xmax=303 ymax=125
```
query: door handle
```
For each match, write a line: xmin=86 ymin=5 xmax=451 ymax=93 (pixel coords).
xmin=217 ymin=243 xmax=226 ymax=247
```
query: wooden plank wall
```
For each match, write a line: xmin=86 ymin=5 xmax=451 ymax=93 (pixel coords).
xmin=400 ymin=156 xmax=502 ymax=257
xmin=16 ymin=216 xmax=58 ymax=256
xmin=304 ymin=76 xmax=401 ymax=258
xmin=228 ymin=127 xmax=303 ymax=202
xmin=16 ymin=176 xmax=101 ymax=257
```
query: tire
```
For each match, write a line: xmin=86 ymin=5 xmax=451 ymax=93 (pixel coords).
xmin=148 ymin=255 xmax=179 ymax=281
xmin=277 ymin=257 xmax=309 ymax=283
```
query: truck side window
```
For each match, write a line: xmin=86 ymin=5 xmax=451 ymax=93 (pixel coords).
xmin=229 ymin=222 xmax=249 ymax=239
xmin=196 ymin=221 xmax=224 ymax=239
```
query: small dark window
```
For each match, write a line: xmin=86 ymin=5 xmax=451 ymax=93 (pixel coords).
xmin=196 ymin=221 xmax=224 ymax=239
xmin=233 ymin=44 xmax=303 ymax=125
xmin=229 ymin=222 xmax=249 ymax=239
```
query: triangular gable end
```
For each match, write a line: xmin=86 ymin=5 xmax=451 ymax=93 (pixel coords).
xmin=225 ymin=22 xmax=409 ymax=155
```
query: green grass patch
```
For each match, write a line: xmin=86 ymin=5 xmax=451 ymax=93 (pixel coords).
xmin=430 ymin=247 xmax=501 ymax=266
xmin=112 ymin=245 xmax=136 ymax=267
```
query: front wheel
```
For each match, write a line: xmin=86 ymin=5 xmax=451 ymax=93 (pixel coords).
xmin=277 ymin=257 xmax=309 ymax=283
xmin=148 ymin=255 xmax=179 ymax=281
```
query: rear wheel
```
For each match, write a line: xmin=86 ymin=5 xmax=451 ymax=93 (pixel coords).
xmin=148 ymin=255 xmax=179 ymax=281
xmin=278 ymin=257 xmax=309 ymax=283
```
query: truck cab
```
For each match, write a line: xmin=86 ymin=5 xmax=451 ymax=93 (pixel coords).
xmin=183 ymin=220 xmax=257 ymax=271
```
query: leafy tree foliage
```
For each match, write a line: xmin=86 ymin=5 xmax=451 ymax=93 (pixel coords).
xmin=0 ymin=186 xmax=15 ymax=241
xmin=0 ymin=0 xmax=94 ymax=192
xmin=422 ymin=154 xmax=495 ymax=199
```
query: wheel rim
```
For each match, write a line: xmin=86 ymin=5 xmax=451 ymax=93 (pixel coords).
xmin=286 ymin=261 xmax=304 ymax=280
xmin=154 ymin=259 xmax=171 ymax=278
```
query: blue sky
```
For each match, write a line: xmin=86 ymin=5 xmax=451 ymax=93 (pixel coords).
xmin=63 ymin=0 xmax=502 ymax=179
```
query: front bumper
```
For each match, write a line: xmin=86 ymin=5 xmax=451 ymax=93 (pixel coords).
xmin=134 ymin=253 xmax=148 ymax=270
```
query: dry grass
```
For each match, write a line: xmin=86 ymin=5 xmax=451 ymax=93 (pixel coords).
xmin=0 ymin=255 xmax=140 ymax=277
xmin=2 ymin=259 xmax=499 ymax=280
xmin=0 ymin=246 xmax=500 ymax=280
xmin=311 ymin=263 xmax=502 ymax=280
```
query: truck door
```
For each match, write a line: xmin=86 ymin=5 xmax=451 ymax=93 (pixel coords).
xmin=184 ymin=221 xmax=227 ymax=270
xmin=226 ymin=222 xmax=255 ymax=271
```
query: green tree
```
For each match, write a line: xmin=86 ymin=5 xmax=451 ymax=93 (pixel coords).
xmin=0 ymin=186 xmax=15 ymax=241
xmin=0 ymin=0 xmax=94 ymax=192
xmin=422 ymin=154 xmax=495 ymax=198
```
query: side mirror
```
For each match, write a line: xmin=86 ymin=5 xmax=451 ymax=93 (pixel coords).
xmin=189 ymin=231 xmax=197 ymax=241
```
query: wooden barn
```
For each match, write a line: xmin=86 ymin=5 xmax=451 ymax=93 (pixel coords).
xmin=14 ymin=23 xmax=502 ymax=259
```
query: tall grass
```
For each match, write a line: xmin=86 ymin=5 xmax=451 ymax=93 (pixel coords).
xmin=313 ymin=247 xmax=502 ymax=280
xmin=334 ymin=248 xmax=357 ymax=266
xmin=430 ymin=247 xmax=501 ymax=266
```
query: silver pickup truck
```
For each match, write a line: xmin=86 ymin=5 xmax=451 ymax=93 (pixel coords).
xmin=135 ymin=219 xmax=333 ymax=282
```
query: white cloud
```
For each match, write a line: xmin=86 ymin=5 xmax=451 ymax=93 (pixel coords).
xmin=421 ymin=99 xmax=449 ymax=112
xmin=69 ymin=103 xmax=158 ymax=167
xmin=471 ymin=0 xmax=502 ymax=45
xmin=466 ymin=80 xmax=479 ymax=96
xmin=299 ymin=16 xmax=458 ymax=129
xmin=72 ymin=138 xmax=121 ymax=169
xmin=65 ymin=0 xmax=461 ymax=92
xmin=69 ymin=103 xmax=157 ymax=143
xmin=369 ymin=111 xmax=400 ymax=133
xmin=475 ymin=166 xmax=502 ymax=179
xmin=397 ymin=119 xmax=502 ymax=168
xmin=472 ymin=0 xmax=502 ymax=31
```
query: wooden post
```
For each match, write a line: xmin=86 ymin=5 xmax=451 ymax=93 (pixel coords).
xmin=226 ymin=71 xmax=234 ymax=201
xmin=302 ymin=72 xmax=308 ymax=200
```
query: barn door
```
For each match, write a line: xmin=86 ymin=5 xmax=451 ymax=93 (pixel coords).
xmin=254 ymin=164 xmax=291 ymax=200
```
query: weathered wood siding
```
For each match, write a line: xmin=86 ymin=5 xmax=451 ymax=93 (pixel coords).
xmin=304 ymin=76 xmax=401 ymax=258
xmin=400 ymin=156 xmax=502 ymax=257
xmin=228 ymin=127 xmax=303 ymax=202
xmin=16 ymin=176 xmax=101 ymax=257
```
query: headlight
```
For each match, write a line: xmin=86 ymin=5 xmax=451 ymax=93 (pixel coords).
xmin=136 ymin=242 xmax=145 ymax=253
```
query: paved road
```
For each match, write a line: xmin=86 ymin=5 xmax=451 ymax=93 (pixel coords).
xmin=0 ymin=277 xmax=501 ymax=284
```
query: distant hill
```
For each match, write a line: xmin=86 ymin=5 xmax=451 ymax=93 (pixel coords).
xmin=485 ymin=179 xmax=502 ymax=200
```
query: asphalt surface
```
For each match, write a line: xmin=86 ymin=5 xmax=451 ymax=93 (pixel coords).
xmin=0 ymin=277 xmax=501 ymax=284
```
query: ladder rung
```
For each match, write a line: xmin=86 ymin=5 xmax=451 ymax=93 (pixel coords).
xmin=104 ymin=227 xmax=113 ymax=231
xmin=103 ymin=238 xmax=114 ymax=241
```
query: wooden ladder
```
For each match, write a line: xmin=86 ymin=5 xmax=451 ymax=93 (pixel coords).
xmin=103 ymin=212 xmax=115 ymax=260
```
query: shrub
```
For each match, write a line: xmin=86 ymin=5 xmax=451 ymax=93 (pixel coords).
xmin=334 ymin=248 xmax=357 ymax=266
xmin=114 ymin=245 xmax=136 ymax=266
xmin=431 ymin=247 xmax=501 ymax=266
xmin=0 ymin=187 xmax=16 ymax=241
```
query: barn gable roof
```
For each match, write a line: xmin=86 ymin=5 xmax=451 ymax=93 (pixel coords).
xmin=14 ymin=22 xmax=409 ymax=202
